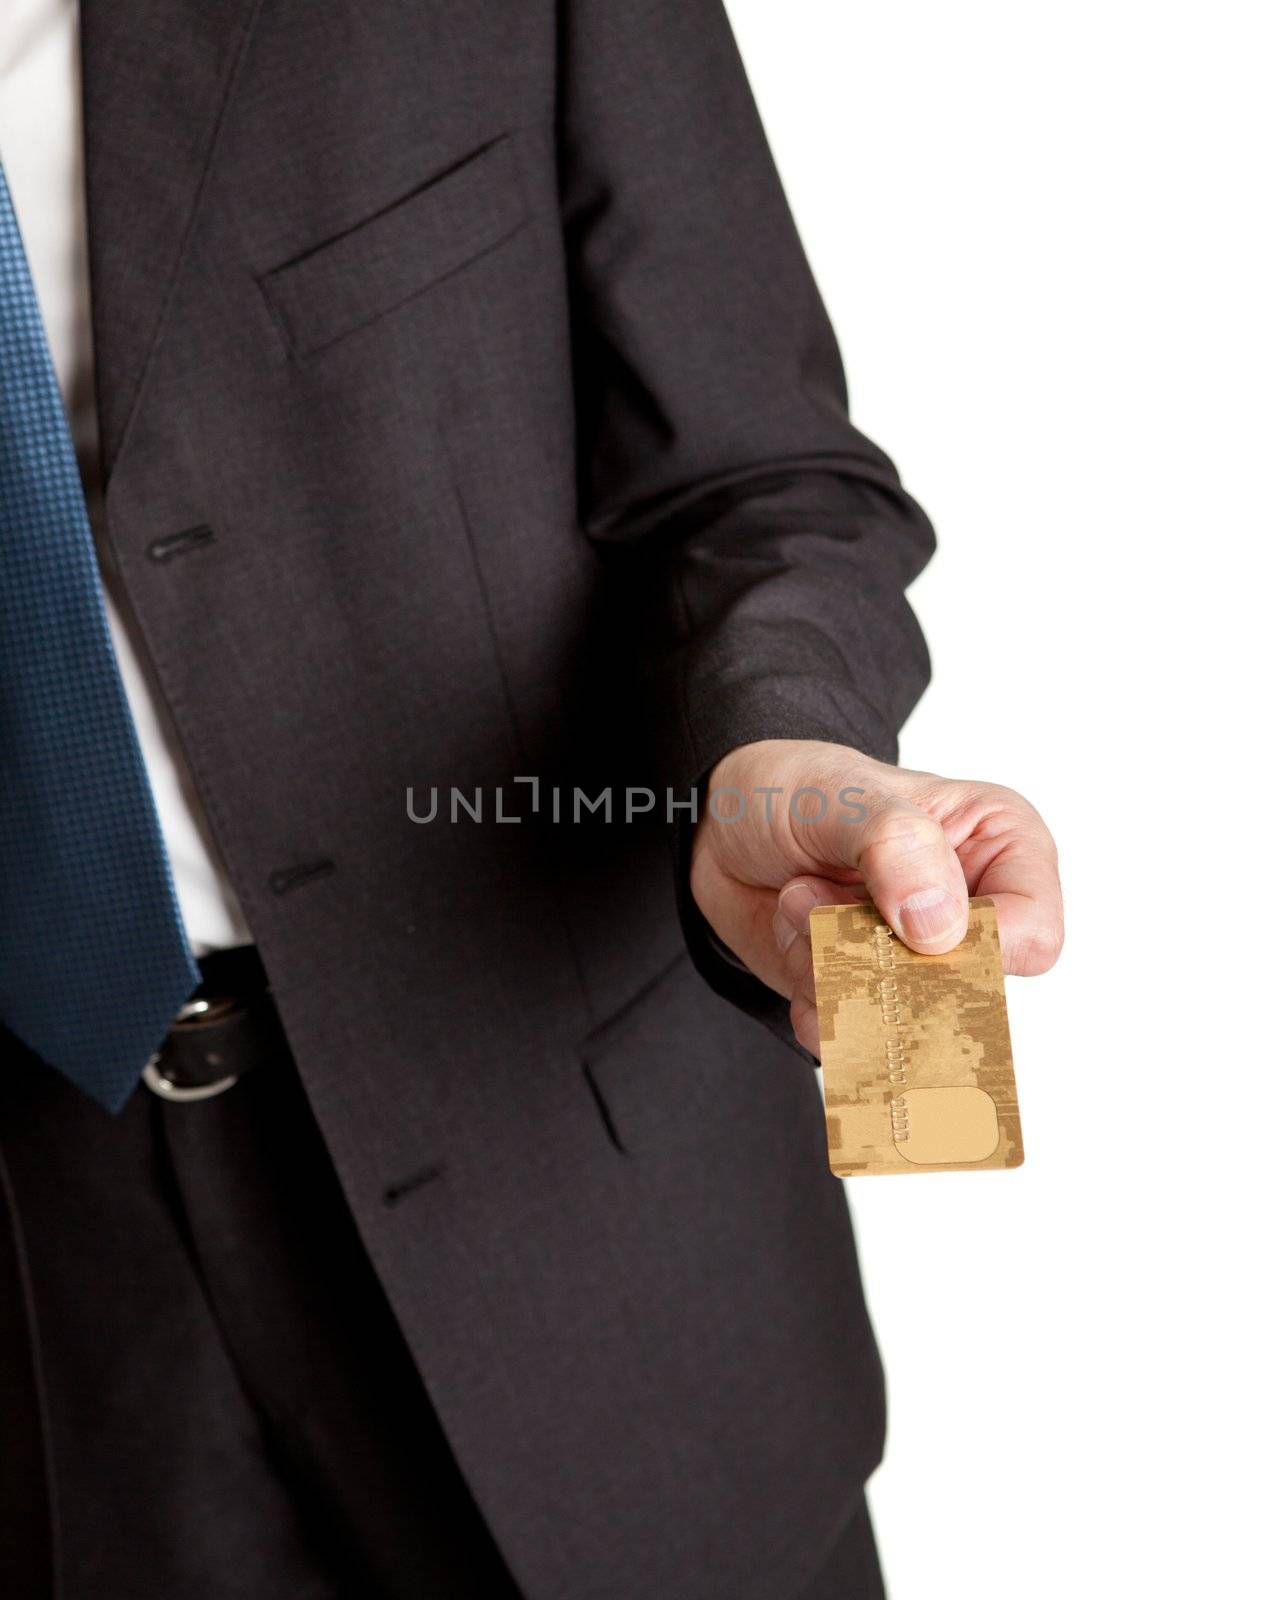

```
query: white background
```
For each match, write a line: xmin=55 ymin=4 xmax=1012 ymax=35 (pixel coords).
xmin=727 ymin=2 xmax=1262 ymax=1595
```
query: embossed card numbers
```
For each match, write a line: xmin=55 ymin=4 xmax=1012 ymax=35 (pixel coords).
xmin=809 ymin=898 xmax=1023 ymax=1175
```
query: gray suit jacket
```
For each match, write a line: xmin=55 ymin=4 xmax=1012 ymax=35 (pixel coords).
xmin=77 ymin=2 xmax=934 ymax=1595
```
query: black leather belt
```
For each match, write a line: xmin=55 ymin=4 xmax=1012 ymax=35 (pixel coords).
xmin=142 ymin=946 xmax=284 ymax=1102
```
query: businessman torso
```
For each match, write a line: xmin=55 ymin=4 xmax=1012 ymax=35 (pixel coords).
xmin=9 ymin=2 xmax=934 ymax=1594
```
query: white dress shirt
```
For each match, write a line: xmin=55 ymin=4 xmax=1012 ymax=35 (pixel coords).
xmin=0 ymin=0 xmax=251 ymax=953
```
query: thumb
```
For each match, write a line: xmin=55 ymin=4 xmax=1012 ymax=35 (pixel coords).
xmin=781 ymin=796 xmax=970 ymax=954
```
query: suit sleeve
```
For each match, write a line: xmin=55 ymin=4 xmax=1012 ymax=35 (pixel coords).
xmin=559 ymin=0 xmax=936 ymax=1051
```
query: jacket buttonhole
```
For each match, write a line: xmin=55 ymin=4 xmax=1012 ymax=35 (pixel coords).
xmin=146 ymin=525 xmax=215 ymax=562
xmin=268 ymin=858 xmax=336 ymax=895
xmin=382 ymin=1162 xmax=445 ymax=1206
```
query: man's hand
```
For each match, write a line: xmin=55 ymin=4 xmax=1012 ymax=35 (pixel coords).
xmin=690 ymin=740 xmax=1064 ymax=1056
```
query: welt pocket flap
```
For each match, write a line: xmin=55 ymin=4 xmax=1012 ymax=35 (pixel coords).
xmin=259 ymin=133 xmax=525 ymax=358
xmin=577 ymin=949 xmax=696 ymax=1069
xmin=577 ymin=949 xmax=724 ymax=1155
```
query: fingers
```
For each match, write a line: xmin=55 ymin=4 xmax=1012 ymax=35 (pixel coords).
xmin=690 ymin=847 xmax=792 ymax=998
xmin=788 ymin=986 xmax=821 ymax=1058
xmin=774 ymin=796 xmax=1065 ymax=982
xmin=698 ymin=745 xmax=1063 ymax=1061
xmin=703 ymin=744 xmax=969 ymax=960
xmin=772 ymin=792 xmax=976 ymax=1055
xmin=818 ymin=796 xmax=970 ymax=955
xmin=776 ymin=894 xmax=822 ymax=1056
xmin=972 ymin=832 xmax=1065 ymax=976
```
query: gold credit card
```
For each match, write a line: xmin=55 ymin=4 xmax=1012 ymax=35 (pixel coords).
xmin=808 ymin=897 xmax=1023 ymax=1176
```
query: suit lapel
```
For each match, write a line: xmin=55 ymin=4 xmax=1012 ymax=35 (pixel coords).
xmin=80 ymin=0 xmax=263 ymax=478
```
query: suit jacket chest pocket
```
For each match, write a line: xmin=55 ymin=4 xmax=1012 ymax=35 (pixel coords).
xmin=258 ymin=133 xmax=526 ymax=359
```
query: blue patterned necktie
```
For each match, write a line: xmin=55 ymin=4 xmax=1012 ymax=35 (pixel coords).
xmin=0 ymin=158 xmax=198 ymax=1111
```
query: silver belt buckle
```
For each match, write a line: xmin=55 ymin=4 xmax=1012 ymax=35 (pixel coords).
xmin=142 ymin=996 xmax=242 ymax=1102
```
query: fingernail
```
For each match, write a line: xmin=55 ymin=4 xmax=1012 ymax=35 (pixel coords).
xmin=895 ymin=888 xmax=965 ymax=946
xmin=778 ymin=882 xmax=821 ymax=933
xmin=772 ymin=910 xmax=799 ymax=953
